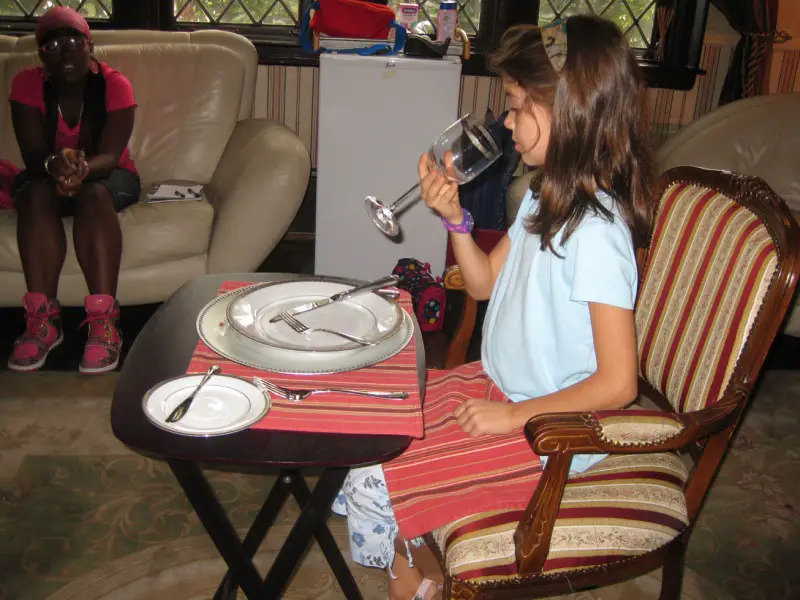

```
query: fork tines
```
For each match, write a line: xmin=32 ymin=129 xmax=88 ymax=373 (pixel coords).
xmin=253 ymin=377 xmax=287 ymax=399
xmin=280 ymin=313 xmax=306 ymax=331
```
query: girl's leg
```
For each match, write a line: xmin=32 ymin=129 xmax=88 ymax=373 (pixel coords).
xmin=73 ymin=183 xmax=123 ymax=374
xmin=72 ymin=182 xmax=122 ymax=296
xmin=16 ymin=179 xmax=66 ymax=297
xmin=333 ymin=465 xmax=441 ymax=600
xmin=389 ymin=538 xmax=441 ymax=600
xmin=8 ymin=180 xmax=66 ymax=372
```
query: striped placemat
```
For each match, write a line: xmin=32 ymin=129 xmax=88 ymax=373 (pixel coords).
xmin=186 ymin=281 xmax=423 ymax=438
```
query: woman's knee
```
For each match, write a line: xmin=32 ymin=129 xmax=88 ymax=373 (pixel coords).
xmin=73 ymin=183 xmax=118 ymax=223
xmin=15 ymin=180 xmax=59 ymax=218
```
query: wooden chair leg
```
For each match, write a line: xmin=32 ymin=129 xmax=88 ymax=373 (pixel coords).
xmin=444 ymin=295 xmax=477 ymax=369
xmin=659 ymin=537 xmax=686 ymax=600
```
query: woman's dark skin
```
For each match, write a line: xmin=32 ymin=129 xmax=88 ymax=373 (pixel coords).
xmin=11 ymin=30 xmax=134 ymax=299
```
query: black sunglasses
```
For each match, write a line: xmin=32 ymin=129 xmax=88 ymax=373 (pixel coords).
xmin=40 ymin=36 xmax=87 ymax=54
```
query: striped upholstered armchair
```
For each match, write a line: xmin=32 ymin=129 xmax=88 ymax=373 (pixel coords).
xmin=431 ymin=167 xmax=800 ymax=599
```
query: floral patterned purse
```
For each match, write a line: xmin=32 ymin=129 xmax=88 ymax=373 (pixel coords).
xmin=391 ymin=258 xmax=446 ymax=332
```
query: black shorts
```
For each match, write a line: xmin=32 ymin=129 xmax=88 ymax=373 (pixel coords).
xmin=12 ymin=168 xmax=141 ymax=215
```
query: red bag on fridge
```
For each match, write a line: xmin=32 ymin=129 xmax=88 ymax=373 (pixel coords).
xmin=301 ymin=0 xmax=407 ymax=55
xmin=311 ymin=0 xmax=396 ymax=39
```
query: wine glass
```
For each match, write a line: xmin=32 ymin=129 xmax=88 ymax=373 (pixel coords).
xmin=364 ymin=114 xmax=502 ymax=237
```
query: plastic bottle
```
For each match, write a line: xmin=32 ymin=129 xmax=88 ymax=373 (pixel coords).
xmin=396 ymin=3 xmax=420 ymax=31
xmin=436 ymin=1 xmax=458 ymax=42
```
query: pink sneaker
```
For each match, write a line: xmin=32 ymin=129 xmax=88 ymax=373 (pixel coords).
xmin=79 ymin=294 xmax=122 ymax=375
xmin=8 ymin=292 xmax=63 ymax=372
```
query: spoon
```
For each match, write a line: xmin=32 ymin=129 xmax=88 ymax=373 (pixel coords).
xmin=165 ymin=365 xmax=221 ymax=423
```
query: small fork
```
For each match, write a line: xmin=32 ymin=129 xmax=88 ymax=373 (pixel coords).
xmin=253 ymin=376 xmax=408 ymax=402
xmin=279 ymin=312 xmax=375 ymax=347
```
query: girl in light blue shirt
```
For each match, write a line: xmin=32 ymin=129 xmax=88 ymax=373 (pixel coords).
xmin=335 ymin=16 xmax=656 ymax=600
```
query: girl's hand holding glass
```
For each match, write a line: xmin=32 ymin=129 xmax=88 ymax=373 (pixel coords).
xmin=364 ymin=114 xmax=501 ymax=236
xmin=418 ymin=151 xmax=462 ymax=224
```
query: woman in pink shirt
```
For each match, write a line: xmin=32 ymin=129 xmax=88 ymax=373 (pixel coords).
xmin=7 ymin=7 xmax=139 ymax=374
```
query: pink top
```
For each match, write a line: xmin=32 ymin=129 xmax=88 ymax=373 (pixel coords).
xmin=9 ymin=62 xmax=137 ymax=174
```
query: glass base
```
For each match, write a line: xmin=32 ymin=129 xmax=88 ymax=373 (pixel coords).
xmin=364 ymin=196 xmax=400 ymax=237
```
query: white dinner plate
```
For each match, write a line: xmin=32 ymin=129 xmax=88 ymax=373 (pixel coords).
xmin=142 ymin=373 xmax=270 ymax=436
xmin=226 ymin=278 xmax=403 ymax=352
xmin=197 ymin=288 xmax=413 ymax=374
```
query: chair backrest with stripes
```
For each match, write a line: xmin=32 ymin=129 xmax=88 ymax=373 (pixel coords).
xmin=635 ymin=167 xmax=799 ymax=414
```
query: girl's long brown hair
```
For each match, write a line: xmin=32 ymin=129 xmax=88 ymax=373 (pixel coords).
xmin=490 ymin=16 xmax=655 ymax=251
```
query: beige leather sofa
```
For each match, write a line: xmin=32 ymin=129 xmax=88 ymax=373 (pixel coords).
xmin=0 ymin=30 xmax=311 ymax=306
xmin=506 ymin=93 xmax=800 ymax=337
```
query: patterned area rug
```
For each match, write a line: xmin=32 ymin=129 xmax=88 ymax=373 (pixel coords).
xmin=1 ymin=370 xmax=798 ymax=600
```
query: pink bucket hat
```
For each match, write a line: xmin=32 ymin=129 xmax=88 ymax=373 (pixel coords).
xmin=35 ymin=7 xmax=91 ymax=45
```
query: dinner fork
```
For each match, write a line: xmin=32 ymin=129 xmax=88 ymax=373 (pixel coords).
xmin=279 ymin=312 xmax=375 ymax=347
xmin=253 ymin=376 xmax=408 ymax=402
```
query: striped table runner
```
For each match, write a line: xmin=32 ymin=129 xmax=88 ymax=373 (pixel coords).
xmin=383 ymin=362 xmax=543 ymax=538
xmin=186 ymin=281 xmax=423 ymax=438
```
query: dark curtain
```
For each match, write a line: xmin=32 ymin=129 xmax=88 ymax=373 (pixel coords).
xmin=712 ymin=0 xmax=779 ymax=105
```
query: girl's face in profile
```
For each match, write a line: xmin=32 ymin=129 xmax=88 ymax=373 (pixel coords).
xmin=502 ymin=76 xmax=552 ymax=167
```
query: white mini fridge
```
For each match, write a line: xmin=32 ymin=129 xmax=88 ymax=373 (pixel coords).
xmin=315 ymin=54 xmax=462 ymax=280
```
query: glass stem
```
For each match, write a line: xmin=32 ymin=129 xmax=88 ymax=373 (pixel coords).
xmin=387 ymin=183 xmax=421 ymax=213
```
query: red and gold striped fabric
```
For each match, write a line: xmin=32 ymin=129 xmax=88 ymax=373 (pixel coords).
xmin=636 ymin=182 xmax=778 ymax=413
xmin=430 ymin=452 xmax=688 ymax=583
xmin=383 ymin=362 xmax=543 ymax=539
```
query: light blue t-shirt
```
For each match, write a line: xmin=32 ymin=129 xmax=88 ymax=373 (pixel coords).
xmin=481 ymin=189 xmax=638 ymax=473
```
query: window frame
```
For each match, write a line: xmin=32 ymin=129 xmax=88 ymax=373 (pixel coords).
xmin=0 ymin=0 xmax=710 ymax=88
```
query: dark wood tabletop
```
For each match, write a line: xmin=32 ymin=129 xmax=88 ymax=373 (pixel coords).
xmin=111 ymin=273 xmax=422 ymax=468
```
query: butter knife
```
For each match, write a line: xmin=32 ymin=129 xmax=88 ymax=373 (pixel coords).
xmin=269 ymin=275 xmax=399 ymax=323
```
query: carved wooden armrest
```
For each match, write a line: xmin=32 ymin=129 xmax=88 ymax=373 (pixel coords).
xmin=443 ymin=265 xmax=476 ymax=368
xmin=524 ymin=393 xmax=743 ymax=456
xmin=443 ymin=264 xmax=465 ymax=290
xmin=513 ymin=391 xmax=743 ymax=574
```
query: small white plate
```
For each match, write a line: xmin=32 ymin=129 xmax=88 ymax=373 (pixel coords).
xmin=226 ymin=278 xmax=403 ymax=352
xmin=142 ymin=374 xmax=270 ymax=437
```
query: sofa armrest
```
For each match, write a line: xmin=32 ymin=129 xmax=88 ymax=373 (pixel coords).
xmin=206 ymin=119 xmax=311 ymax=273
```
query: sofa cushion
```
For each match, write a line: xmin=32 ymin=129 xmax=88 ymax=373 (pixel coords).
xmin=0 ymin=188 xmax=214 ymax=275
xmin=430 ymin=452 xmax=688 ymax=584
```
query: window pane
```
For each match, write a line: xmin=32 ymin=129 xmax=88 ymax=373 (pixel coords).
xmin=174 ymin=0 xmax=299 ymax=26
xmin=175 ymin=0 xmax=213 ymax=23
xmin=0 ymin=0 xmax=111 ymax=19
xmin=539 ymin=0 xmax=655 ymax=49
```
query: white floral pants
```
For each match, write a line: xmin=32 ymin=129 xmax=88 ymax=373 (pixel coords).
xmin=332 ymin=464 xmax=424 ymax=573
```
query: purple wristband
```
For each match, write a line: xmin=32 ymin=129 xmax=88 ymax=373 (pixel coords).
xmin=442 ymin=208 xmax=474 ymax=233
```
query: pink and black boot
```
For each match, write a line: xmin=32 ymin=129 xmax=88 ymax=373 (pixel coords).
xmin=8 ymin=292 xmax=63 ymax=372
xmin=80 ymin=294 xmax=122 ymax=374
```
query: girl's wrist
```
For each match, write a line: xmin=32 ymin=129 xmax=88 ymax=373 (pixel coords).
xmin=442 ymin=207 xmax=474 ymax=233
